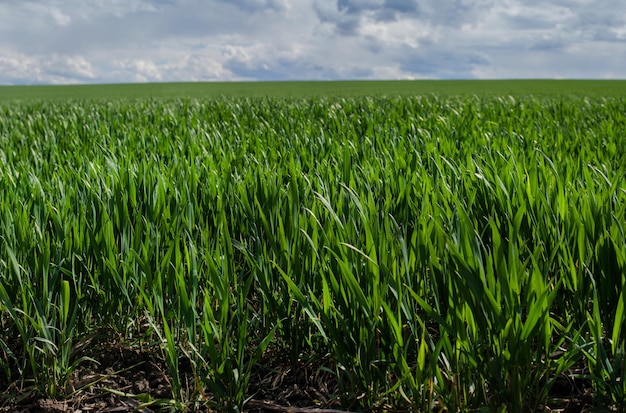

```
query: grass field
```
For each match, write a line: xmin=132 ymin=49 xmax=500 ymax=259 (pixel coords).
xmin=1 ymin=79 xmax=626 ymax=102
xmin=1 ymin=82 xmax=625 ymax=412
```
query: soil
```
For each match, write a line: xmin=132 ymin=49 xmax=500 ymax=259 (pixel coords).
xmin=0 ymin=340 xmax=354 ymax=413
xmin=0 ymin=340 xmax=601 ymax=412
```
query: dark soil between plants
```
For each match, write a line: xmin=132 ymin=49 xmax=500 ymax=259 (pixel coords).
xmin=0 ymin=340 xmax=354 ymax=413
xmin=0 ymin=341 xmax=601 ymax=412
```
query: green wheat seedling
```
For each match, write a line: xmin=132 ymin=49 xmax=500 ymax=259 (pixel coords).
xmin=1 ymin=95 xmax=625 ymax=411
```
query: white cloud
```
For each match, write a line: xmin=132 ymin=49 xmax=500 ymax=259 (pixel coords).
xmin=358 ymin=14 xmax=432 ymax=49
xmin=0 ymin=0 xmax=624 ymax=84
xmin=0 ymin=52 xmax=95 ymax=84
xmin=114 ymin=59 xmax=162 ymax=83
xmin=50 ymin=7 xmax=72 ymax=26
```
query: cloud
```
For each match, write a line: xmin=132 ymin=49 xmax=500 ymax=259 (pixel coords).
xmin=0 ymin=0 xmax=625 ymax=84
xmin=336 ymin=0 xmax=419 ymax=19
xmin=313 ymin=0 xmax=421 ymax=36
xmin=49 ymin=7 xmax=72 ymax=26
xmin=215 ymin=0 xmax=288 ymax=12
xmin=0 ymin=53 xmax=95 ymax=84
xmin=399 ymin=48 xmax=491 ymax=79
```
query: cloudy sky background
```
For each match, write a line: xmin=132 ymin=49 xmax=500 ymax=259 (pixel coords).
xmin=1 ymin=0 xmax=625 ymax=85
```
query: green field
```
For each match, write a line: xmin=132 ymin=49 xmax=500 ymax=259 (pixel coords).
xmin=2 ymin=79 xmax=626 ymax=102
xmin=1 ymin=84 xmax=625 ymax=412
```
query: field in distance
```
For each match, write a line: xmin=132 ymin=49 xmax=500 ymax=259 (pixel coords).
xmin=1 ymin=79 xmax=626 ymax=102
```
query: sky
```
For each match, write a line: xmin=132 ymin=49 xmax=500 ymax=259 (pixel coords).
xmin=0 ymin=0 xmax=625 ymax=85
